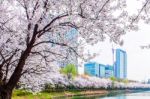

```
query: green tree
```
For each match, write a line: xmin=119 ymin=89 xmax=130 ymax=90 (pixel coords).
xmin=122 ymin=79 xmax=129 ymax=84
xmin=61 ymin=64 xmax=77 ymax=79
xmin=110 ymin=76 xmax=117 ymax=82
xmin=110 ymin=76 xmax=117 ymax=89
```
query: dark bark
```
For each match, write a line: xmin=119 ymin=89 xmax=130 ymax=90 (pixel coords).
xmin=0 ymin=49 xmax=30 ymax=99
xmin=0 ymin=86 xmax=12 ymax=99
xmin=0 ymin=24 xmax=39 ymax=99
xmin=6 ymin=47 xmax=32 ymax=90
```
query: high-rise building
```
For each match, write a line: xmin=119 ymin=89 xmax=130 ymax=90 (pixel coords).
xmin=84 ymin=49 xmax=127 ymax=79
xmin=105 ymin=65 xmax=114 ymax=78
xmin=84 ymin=62 xmax=99 ymax=77
xmin=57 ymin=28 xmax=78 ymax=67
xmin=84 ymin=62 xmax=106 ymax=78
xmin=115 ymin=49 xmax=127 ymax=79
xmin=147 ymin=79 xmax=150 ymax=84
xmin=99 ymin=64 xmax=106 ymax=78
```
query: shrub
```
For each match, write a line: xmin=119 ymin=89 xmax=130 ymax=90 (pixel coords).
xmin=43 ymin=83 xmax=55 ymax=92
xmin=13 ymin=89 xmax=32 ymax=96
xmin=60 ymin=64 xmax=77 ymax=79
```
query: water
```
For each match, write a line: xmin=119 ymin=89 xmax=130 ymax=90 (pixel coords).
xmin=70 ymin=91 xmax=150 ymax=99
xmin=101 ymin=91 xmax=150 ymax=99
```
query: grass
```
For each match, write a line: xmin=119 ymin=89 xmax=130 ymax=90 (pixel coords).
xmin=12 ymin=90 xmax=53 ymax=99
xmin=12 ymin=90 xmax=82 ymax=99
xmin=12 ymin=89 xmax=108 ymax=99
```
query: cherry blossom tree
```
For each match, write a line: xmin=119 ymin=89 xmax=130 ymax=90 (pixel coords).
xmin=38 ymin=75 xmax=150 ymax=93
xmin=129 ymin=0 xmax=150 ymax=28
xmin=0 ymin=0 xmax=129 ymax=98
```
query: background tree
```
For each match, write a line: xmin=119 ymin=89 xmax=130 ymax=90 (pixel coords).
xmin=0 ymin=0 xmax=129 ymax=98
xmin=61 ymin=64 xmax=77 ymax=79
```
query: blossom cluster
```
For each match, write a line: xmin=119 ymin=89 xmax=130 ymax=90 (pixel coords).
xmin=20 ymin=73 xmax=150 ymax=92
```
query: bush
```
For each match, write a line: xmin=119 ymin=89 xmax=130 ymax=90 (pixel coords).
xmin=43 ymin=83 xmax=55 ymax=92
xmin=60 ymin=64 xmax=77 ymax=79
xmin=13 ymin=89 xmax=32 ymax=96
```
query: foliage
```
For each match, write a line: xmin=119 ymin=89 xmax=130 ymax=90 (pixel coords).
xmin=122 ymin=79 xmax=129 ymax=84
xmin=40 ymin=75 xmax=150 ymax=93
xmin=61 ymin=64 xmax=77 ymax=79
xmin=110 ymin=76 xmax=117 ymax=82
xmin=13 ymin=89 xmax=101 ymax=99
xmin=0 ymin=0 xmax=149 ymax=97
xmin=0 ymin=0 xmax=129 ymax=93
xmin=110 ymin=77 xmax=128 ymax=84
xmin=12 ymin=90 xmax=32 ymax=97
xmin=12 ymin=90 xmax=53 ymax=99
xmin=43 ymin=83 xmax=55 ymax=92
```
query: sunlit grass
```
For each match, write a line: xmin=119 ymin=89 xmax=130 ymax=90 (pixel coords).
xmin=12 ymin=89 xmax=108 ymax=99
xmin=12 ymin=89 xmax=82 ymax=99
xmin=12 ymin=90 xmax=53 ymax=99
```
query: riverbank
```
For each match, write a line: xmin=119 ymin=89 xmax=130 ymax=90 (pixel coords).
xmin=12 ymin=89 xmax=149 ymax=99
xmin=12 ymin=89 xmax=108 ymax=99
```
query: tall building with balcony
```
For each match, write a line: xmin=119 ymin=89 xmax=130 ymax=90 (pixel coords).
xmin=115 ymin=49 xmax=127 ymax=79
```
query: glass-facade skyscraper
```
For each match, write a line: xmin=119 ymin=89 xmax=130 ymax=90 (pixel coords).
xmin=115 ymin=49 xmax=127 ymax=79
xmin=105 ymin=65 xmax=114 ymax=78
xmin=99 ymin=64 xmax=106 ymax=78
xmin=84 ymin=62 xmax=99 ymax=77
xmin=84 ymin=62 xmax=106 ymax=77
xmin=84 ymin=49 xmax=127 ymax=79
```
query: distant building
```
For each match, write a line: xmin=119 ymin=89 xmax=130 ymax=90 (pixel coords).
xmin=115 ymin=49 xmax=127 ymax=79
xmin=84 ymin=49 xmax=127 ymax=79
xmin=84 ymin=62 xmax=99 ymax=77
xmin=84 ymin=63 xmax=113 ymax=78
xmin=99 ymin=64 xmax=106 ymax=78
xmin=57 ymin=28 xmax=78 ymax=67
xmin=105 ymin=65 xmax=114 ymax=78
xmin=148 ymin=79 xmax=150 ymax=84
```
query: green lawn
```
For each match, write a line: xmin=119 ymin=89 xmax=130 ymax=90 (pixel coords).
xmin=12 ymin=89 xmax=109 ymax=99
xmin=13 ymin=90 xmax=58 ymax=99
xmin=12 ymin=90 xmax=81 ymax=99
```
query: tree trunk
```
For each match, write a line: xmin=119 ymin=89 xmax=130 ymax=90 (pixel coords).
xmin=0 ymin=24 xmax=39 ymax=99
xmin=0 ymin=86 xmax=12 ymax=99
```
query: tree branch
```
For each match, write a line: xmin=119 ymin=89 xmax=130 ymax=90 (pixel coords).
xmin=131 ymin=0 xmax=149 ymax=24
xmin=37 ymin=14 xmax=69 ymax=37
